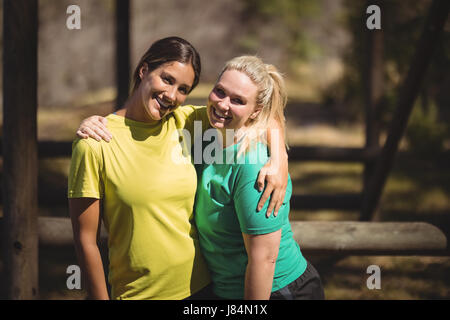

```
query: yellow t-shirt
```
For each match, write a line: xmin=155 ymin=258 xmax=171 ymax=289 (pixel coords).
xmin=68 ymin=105 xmax=211 ymax=300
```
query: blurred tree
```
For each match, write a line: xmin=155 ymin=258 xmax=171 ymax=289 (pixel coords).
xmin=406 ymin=101 xmax=447 ymax=156
xmin=324 ymin=0 xmax=449 ymax=152
xmin=239 ymin=0 xmax=321 ymax=69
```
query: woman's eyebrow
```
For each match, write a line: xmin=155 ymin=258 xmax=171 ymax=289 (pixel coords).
xmin=161 ymin=71 xmax=175 ymax=80
xmin=226 ymin=86 xmax=246 ymax=101
xmin=215 ymin=83 xmax=229 ymax=94
xmin=216 ymin=83 xmax=246 ymax=101
xmin=232 ymin=94 xmax=246 ymax=102
xmin=163 ymin=71 xmax=191 ymax=90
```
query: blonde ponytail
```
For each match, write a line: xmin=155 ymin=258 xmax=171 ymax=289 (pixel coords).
xmin=266 ymin=65 xmax=288 ymax=148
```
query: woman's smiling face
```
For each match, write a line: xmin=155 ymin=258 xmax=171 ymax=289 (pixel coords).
xmin=207 ymin=69 xmax=261 ymax=132
xmin=138 ymin=61 xmax=195 ymax=122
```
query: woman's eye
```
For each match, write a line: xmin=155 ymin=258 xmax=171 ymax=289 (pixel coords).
xmin=163 ymin=77 xmax=173 ymax=84
xmin=215 ymin=87 xmax=225 ymax=97
xmin=232 ymin=98 xmax=244 ymax=105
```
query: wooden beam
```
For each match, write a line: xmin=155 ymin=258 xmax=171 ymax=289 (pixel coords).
xmin=115 ymin=0 xmax=131 ymax=109
xmin=361 ymin=0 xmax=450 ymax=221
xmin=291 ymin=221 xmax=448 ymax=256
xmin=36 ymin=217 xmax=108 ymax=248
xmin=0 ymin=142 xmax=381 ymax=162
xmin=288 ymin=146 xmax=380 ymax=162
xmin=1 ymin=217 xmax=446 ymax=256
xmin=1 ymin=0 xmax=39 ymax=299
xmin=0 ymin=140 xmax=72 ymax=157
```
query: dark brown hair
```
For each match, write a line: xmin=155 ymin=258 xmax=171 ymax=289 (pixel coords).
xmin=131 ymin=36 xmax=201 ymax=94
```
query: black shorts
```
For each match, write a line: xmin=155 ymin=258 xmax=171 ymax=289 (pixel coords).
xmin=270 ymin=261 xmax=325 ymax=300
xmin=185 ymin=283 xmax=218 ymax=300
xmin=186 ymin=261 xmax=325 ymax=300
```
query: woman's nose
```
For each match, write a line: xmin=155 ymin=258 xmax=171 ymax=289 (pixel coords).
xmin=165 ymin=86 xmax=177 ymax=103
xmin=217 ymin=98 xmax=230 ymax=110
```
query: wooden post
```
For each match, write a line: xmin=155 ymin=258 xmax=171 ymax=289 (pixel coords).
xmin=361 ymin=0 xmax=450 ymax=221
xmin=1 ymin=0 xmax=39 ymax=299
xmin=361 ymin=0 xmax=383 ymax=221
xmin=115 ymin=0 xmax=131 ymax=109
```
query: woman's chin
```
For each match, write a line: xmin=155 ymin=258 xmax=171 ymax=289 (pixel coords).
xmin=210 ymin=121 xmax=226 ymax=130
xmin=143 ymin=107 xmax=162 ymax=122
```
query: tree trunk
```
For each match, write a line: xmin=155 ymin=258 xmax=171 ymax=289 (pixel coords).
xmin=2 ymin=0 xmax=39 ymax=300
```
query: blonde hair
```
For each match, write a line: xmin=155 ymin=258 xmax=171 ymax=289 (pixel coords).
xmin=218 ymin=56 xmax=288 ymax=156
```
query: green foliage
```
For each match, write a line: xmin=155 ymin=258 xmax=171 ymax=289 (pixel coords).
xmin=406 ymin=101 xmax=448 ymax=156
xmin=240 ymin=0 xmax=321 ymax=64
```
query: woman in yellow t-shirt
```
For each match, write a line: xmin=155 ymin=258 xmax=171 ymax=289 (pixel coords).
xmin=69 ymin=37 xmax=289 ymax=300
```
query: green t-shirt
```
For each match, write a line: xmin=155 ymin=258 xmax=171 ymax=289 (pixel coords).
xmin=194 ymin=141 xmax=307 ymax=299
xmin=68 ymin=106 xmax=211 ymax=300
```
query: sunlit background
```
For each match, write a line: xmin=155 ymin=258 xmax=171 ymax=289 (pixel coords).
xmin=0 ymin=0 xmax=449 ymax=299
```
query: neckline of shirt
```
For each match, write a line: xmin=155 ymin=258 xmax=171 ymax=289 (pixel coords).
xmin=107 ymin=113 xmax=168 ymax=128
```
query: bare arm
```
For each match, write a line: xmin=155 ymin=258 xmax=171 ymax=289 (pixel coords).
xmin=242 ymin=230 xmax=281 ymax=300
xmin=257 ymin=118 xmax=289 ymax=217
xmin=69 ymin=198 xmax=109 ymax=300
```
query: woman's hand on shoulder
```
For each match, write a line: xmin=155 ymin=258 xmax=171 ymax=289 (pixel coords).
xmin=76 ymin=115 xmax=113 ymax=142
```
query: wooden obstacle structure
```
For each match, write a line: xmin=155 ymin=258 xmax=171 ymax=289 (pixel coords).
xmin=7 ymin=217 xmax=446 ymax=257
xmin=1 ymin=0 xmax=449 ymax=299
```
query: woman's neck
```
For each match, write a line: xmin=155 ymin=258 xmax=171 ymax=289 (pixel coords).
xmin=216 ymin=127 xmax=247 ymax=149
xmin=119 ymin=92 xmax=159 ymax=124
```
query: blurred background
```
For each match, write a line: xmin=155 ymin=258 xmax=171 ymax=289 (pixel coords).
xmin=0 ymin=0 xmax=449 ymax=299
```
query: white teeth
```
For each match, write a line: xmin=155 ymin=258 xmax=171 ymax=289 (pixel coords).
xmin=156 ymin=97 xmax=171 ymax=109
xmin=214 ymin=108 xmax=231 ymax=120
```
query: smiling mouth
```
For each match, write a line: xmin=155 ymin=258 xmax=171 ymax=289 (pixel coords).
xmin=155 ymin=96 xmax=174 ymax=112
xmin=211 ymin=106 xmax=232 ymax=122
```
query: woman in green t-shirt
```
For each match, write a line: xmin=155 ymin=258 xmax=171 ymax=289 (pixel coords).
xmin=194 ymin=55 xmax=325 ymax=299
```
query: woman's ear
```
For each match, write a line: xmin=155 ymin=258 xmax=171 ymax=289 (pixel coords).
xmin=250 ymin=106 xmax=263 ymax=120
xmin=139 ymin=62 xmax=149 ymax=80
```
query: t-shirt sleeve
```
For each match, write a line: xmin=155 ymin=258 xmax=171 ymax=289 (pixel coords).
xmin=175 ymin=105 xmax=209 ymax=135
xmin=68 ymin=139 xmax=103 ymax=199
xmin=175 ymin=105 xmax=209 ymax=151
xmin=233 ymin=160 xmax=284 ymax=235
xmin=194 ymin=106 xmax=210 ymax=131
